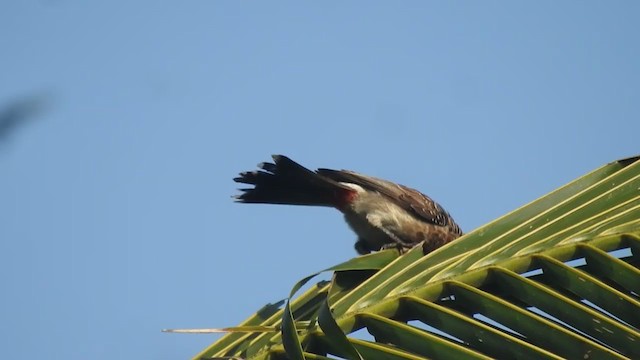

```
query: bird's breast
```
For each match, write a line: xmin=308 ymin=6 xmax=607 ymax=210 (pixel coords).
xmin=342 ymin=190 xmax=414 ymax=250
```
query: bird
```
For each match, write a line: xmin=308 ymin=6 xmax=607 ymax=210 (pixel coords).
xmin=233 ymin=155 xmax=463 ymax=255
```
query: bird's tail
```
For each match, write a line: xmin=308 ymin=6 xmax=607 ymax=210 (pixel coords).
xmin=234 ymin=155 xmax=353 ymax=207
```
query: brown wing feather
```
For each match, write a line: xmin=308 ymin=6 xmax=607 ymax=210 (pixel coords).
xmin=317 ymin=168 xmax=461 ymax=232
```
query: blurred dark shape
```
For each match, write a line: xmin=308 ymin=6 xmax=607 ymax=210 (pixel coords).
xmin=0 ymin=94 xmax=49 ymax=142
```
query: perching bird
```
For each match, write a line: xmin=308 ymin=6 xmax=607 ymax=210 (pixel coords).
xmin=234 ymin=155 xmax=463 ymax=255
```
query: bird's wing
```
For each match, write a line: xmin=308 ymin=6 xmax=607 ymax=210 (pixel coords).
xmin=316 ymin=168 xmax=454 ymax=228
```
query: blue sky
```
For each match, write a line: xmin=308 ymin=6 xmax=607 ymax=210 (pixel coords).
xmin=1 ymin=2 xmax=638 ymax=359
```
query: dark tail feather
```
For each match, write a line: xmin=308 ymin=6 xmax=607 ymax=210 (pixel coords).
xmin=234 ymin=155 xmax=351 ymax=207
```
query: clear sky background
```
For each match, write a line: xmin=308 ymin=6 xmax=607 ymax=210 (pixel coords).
xmin=1 ymin=2 xmax=639 ymax=359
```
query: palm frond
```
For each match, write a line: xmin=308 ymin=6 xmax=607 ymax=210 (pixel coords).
xmin=195 ymin=155 xmax=640 ymax=360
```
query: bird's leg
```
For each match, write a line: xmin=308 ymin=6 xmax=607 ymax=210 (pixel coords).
xmin=379 ymin=242 xmax=405 ymax=252
xmin=377 ymin=225 xmax=414 ymax=248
